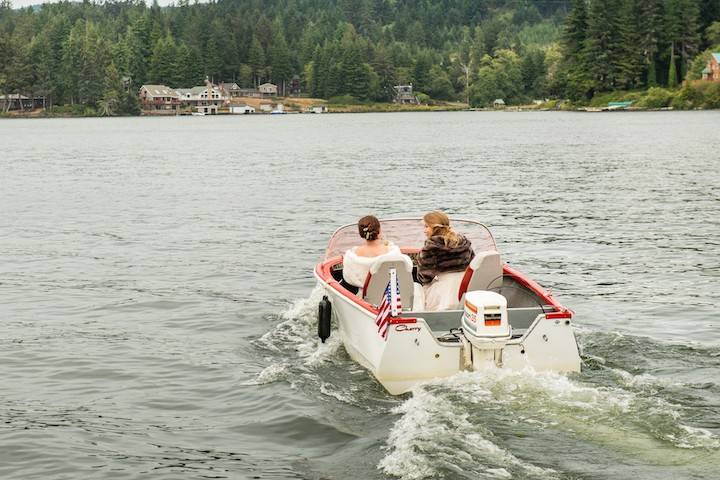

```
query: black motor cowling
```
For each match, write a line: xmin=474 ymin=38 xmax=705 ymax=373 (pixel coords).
xmin=318 ymin=296 xmax=331 ymax=343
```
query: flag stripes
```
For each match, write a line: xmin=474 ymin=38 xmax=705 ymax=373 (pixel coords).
xmin=375 ymin=268 xmax=402 ymax=340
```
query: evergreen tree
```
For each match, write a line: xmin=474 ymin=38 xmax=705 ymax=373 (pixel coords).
xmin=341 ymin=43 xmax=370 ymax=99
xmin=248 ymin=36 xmax=266 ymax=86
xmin=559 ymin=0 xmax=592 ymax=100
xmin=370 ymin=44 xmax=396 ymax=101
xmin=177 ymin=43 xmax=204 ymax=86
xmin=238 ymin=63 xmax=254 ymax=88
xmin=583 ymin=0 xmax=629 ymax=92
xmin=269 ymin=29 xmax=292 ymax=94
xmin=205 ymin=24 xmax=224 ymax=82
xmin=668 ymin=44 xmax=678 ymax=87
xmin=666 ymin=0 xmax=701 ymax=81
xmin=123 ymin=15 xmax=151 ymax=88
xmin=61 ymin=20 xmax=85 ymax=104
xmin=149 ymin=34 xmax=179 ymax=86
xmin=99 ymin=62 xmax=123 ymax=116
xmin=81 ymin=22 xmax=111 ymax=106
xmin=636 ymin=0 xmax=663 ymax=86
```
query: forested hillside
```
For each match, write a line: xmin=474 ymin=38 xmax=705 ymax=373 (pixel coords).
xmin=1 ymin=0 xmax=719 ymax=114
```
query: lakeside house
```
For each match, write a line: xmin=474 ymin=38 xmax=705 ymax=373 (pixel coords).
xmin=229 ymin=104 xmax=256 ymax=114
xmin=493 ymin=98 xmax=506 ymax=109
xmin=393 ymin=84 xmax=418 ymax=104
xmin=701 ymin=53 xmax=720 ymax=81
xmin=139 ymin=85 xmax=180 ymax=112
xmin=237 ymin=88 xmax=261 ymax=98
xmin=258 ymin=82 xmax=278 ymax=96
xmin=0 ymin=93 xmax=46 ymax=111
xmin=308 ymin=105 xmax=327 ymax=114
xmin=194 ymin=104 xmax=219 ymax=115
xmin=219 ymin=82 xmax=241 ymax=97
xmin=175 ymin=85 xmax=227 ymax=107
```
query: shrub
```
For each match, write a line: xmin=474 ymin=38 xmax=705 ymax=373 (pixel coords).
xmin=328 ymin=95 xmax=361 ymax=105
xmin=671 ymin=84 xmax=703 ymax=110
xmin=690 ymin=81 xmax=720 ymax=109
xmin=638 ymin=87 xmax=674 ymax=109
xmin=50 ymin=104 xmax=98 ymax=116
xmin=415 ymin=92 xmax=430 ymax=104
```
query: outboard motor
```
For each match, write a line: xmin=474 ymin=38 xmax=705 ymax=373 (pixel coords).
xmin=461 ymin=291 xmax=511 ymax=369
xmin=318 ymin=296 xmax=331 ymax=343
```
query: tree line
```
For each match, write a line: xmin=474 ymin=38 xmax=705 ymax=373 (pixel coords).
xmin=559 ymin=0 xmax=720 ymax=100
xmin=0 ymin=0 xmax=719 ymax=115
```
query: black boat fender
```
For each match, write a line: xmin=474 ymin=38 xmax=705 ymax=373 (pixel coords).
xmin=318 ymin=295 xmax=332 ymax=343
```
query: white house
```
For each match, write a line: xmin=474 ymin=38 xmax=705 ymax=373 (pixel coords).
xmin=258 ymin=83 xmax=278 ymax=96
xmin=309 ymin=105 xmax=327 ymax=114
xmin=176 ymin=86 xmax=227 ymax=107
xmin=230 ymin=104 xmax=256 ymax=114
xmin=194 ymin=104 xmax=219 ymax=115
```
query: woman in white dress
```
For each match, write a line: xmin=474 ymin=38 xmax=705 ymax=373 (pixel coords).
xmin=342 ymin=215 xmax=401 ymax=290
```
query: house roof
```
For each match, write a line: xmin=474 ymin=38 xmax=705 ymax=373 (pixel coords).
xmin=176 ymin=86 xmax=207 ymax=95
xmin=0 ymin=94 xmax=29 ymax=100
xmin=141 ymin=85 xmax=179 ymax=98
xmin=258 ymin=82 xmax=277 ymax=88
xmin=702 ymin=66 xmax=711 ymax=74
xmin=712 ymin=53 xmax=720 ymax=63
xmin=220 ymin=82 xmax=240 ymax=90
xmin=494 ymin=98 xmax=505 ymax=104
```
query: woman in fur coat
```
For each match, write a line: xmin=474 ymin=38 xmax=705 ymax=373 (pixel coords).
xmin=417 ymin=211 xmax=474 ymax=310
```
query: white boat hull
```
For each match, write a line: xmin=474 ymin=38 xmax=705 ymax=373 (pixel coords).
xmin=316 ymin=270 xmax=581 ymax=395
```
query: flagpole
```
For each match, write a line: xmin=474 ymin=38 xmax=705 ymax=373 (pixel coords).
xmin=389 ymin=268 xmax=398 ymax=317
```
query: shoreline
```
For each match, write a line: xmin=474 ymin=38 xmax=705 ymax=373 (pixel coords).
xmin=1 ymin=104 xmax=717 ymax=119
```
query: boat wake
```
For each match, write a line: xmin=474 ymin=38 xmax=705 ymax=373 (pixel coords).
xmin=253 ymin=290 xmax=720 ymax=479
xmin=249 ymin=285 xmax=391 ymax=408
xmin=379 ymin=331 xmax=720 ymax=479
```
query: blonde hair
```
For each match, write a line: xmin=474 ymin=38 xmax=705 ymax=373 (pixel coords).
xmin=424 ymin=211 xmax=461 ymax=247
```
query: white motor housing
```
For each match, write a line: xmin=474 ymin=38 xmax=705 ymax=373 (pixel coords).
xmin=461 ymin=290 xmax=510 ymax=340
xmin=461 ymin=291 xmax=511 ymax=370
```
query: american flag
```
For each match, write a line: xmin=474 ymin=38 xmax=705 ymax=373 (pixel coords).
xmin=375 ymin=268 xmax=402 ymax=340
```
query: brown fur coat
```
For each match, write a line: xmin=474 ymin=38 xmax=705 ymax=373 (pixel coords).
xmin=417 ymin=234 xmax=474 ymax=285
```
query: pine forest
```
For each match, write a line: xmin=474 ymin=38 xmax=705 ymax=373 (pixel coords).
xmin=1 ymin=0 xmax=719 ymax=115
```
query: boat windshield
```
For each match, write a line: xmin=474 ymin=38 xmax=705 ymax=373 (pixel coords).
xmin=324 ymin=218 xmax=497 ymax=260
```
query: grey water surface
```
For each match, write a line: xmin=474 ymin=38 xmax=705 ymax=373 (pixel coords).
xmin=1 ymin=111 xmax=719 ymax=479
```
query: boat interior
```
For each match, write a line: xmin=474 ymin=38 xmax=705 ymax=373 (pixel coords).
xmin=329 ymin=257 xmax=554 ymax=340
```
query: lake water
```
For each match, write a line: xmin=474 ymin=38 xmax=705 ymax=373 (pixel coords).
xmin=1 ymin=111 xmax=719 ymax=479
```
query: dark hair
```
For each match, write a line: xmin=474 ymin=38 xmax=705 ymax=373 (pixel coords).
xmin=358 ymin=215 xmax=381 ymax=241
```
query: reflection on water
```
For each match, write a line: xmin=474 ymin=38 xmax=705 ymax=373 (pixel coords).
xmin=1 ymin=112 xmax=719 ymax=479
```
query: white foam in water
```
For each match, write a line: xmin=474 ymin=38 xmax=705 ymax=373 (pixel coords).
xmin=319 ymin=382 xmax=357 ymax=404
xmin=670 ymin=425 xmax=720 ymax=449
xmin=257 ymin=284 xmax=342 ymax=366
xmin=378 ymin=379 xmax=559 ymax=480
xmin=256 ymin=363 xmax=290 ymax=384
xmin=608 ymin=367 xmax=681 ymax=391
xmin=380 ymin=367 xmax=720 ymax=478
xmin=249 ymin=285 xmax=347 ymax=390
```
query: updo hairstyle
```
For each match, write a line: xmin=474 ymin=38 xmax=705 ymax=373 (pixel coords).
xmin=358 ymin=215 xmax=381 ymax=241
